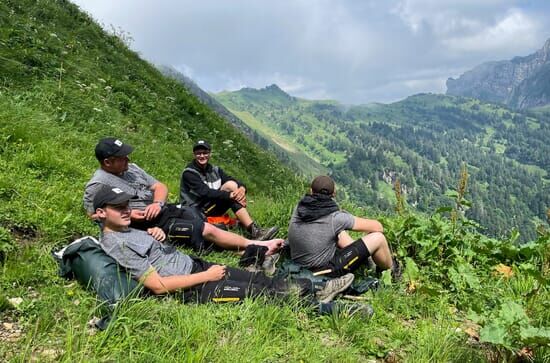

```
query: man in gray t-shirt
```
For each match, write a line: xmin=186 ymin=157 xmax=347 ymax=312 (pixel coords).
xmin=288 ymin=176 xmax=396 ymax=278
xmin=100 ymin=228 xmax=194 ymax=279
xmin=84 ymin=137 xmax=283 ymax=255
xmin=93 ymin=185 xmax=354 ymax=304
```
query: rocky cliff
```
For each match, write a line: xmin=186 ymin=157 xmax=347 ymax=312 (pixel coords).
xmin=446 ymin=38 xmax=550 ymax=109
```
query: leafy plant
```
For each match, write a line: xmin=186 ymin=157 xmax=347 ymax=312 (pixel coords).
xmin=479 ymin=301 xmax=550 ymax=358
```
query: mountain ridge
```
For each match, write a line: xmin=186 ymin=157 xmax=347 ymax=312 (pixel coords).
xmin=215 ymin=86 xmax=550 ymax=242
xmin=446 ymin=38 xmax=550 ymax=109
xmin=159 ymin=67 xmax=328 ymax=178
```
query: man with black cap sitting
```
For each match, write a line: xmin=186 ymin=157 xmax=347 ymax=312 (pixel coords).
xmin=287 ymin=175 xmax=399 ymax=278
xmin=180 ymin=140 xmax=278 ymax=241
xmin=92 ymin=185 xmax=355 ymax=304
xmin=83 ymin=137 xmax=282 ymax=254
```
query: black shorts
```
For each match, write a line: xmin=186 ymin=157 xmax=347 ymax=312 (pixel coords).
xmin=313 ymin=239 xmax=371 ymax=278
xmin=201 ymin=198 xmax=243 ymax=217
xmin=182 ymin=257 xmax=313 ymax=303
xmin=131 ymin=204 xmax=207 ymax=251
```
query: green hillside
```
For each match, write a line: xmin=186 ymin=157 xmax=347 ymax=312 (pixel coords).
xmin=0 ymin=1 xmax=549 ymax=362
xmin=159 ymin=67 xmax=327 ymax=178
xmin=215 ymin=88 xmax=550 ymax=242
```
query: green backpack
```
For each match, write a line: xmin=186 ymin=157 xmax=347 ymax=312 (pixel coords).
xmin=53 ymin=236 xmax=143 ymax=328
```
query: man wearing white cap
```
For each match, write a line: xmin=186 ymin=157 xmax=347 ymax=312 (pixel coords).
xmin=83 ymin=137 xmax=282 ymax=254
xmin=180 ymin=140 xmax=278 ymax=241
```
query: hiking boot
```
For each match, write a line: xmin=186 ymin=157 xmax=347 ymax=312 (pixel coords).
xmin=244 ymin=253 xmax=280 ymax=275
xmin=248 ymin=222 xmax=279 ymax=241
xmin=315 ymin=273 xmax=355 ymax=303
xmin=375 ymin=257 xmax=402 ymax=281
xmin=261 ymin=252 xmax=280 ymax=276
xmin=391 ymin=257 xmax=402 ymax=281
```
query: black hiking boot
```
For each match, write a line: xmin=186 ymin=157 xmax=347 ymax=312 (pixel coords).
xmin=375 ymin=256 xmax=402 ymax=281
xmin=248 ymin=222 xmax=279 ymax=241
xmin=391 ymin=257 xmax=402 ymax=281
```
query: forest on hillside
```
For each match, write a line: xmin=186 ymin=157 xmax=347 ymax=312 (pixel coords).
xmin=216 ymin=90 xmax=550 ymax=242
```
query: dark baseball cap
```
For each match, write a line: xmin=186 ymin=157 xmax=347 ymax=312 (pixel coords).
xmin=95 ymin=137 xmax=134 ymax=161
xmin=193 ymin=140 xmax=211 ymax=152
xmin=93 ymin=185 xmax=133 ymax=210
xmin=311 ymin=175 xmax=335 ymax=195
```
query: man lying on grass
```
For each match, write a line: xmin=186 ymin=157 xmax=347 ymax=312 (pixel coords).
xmin=93 ymin=185 xmax=354 ymax=303
xmin=83 ymin=137 xmax=281 ymax=255
xmin=288 ymin=175 xmax=400 ymax=279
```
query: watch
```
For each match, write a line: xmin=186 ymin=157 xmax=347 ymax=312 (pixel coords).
xmin=154 ymin=201 xmax=165 ymax=208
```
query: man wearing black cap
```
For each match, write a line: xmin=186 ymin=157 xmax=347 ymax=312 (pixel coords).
xmin=180 ymin=140 xmax=278 ymax=241
xmin=287 ymin=175 xmax=398 ymax=278
xmin=83 ymin=137 xmax=283 ymax=254
xmin=93 ymin=185 xmax=355 ymax=304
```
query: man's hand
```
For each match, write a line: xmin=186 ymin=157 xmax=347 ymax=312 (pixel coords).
xmin=230 ymin=186 xmax=247 ymax=207
xmin=131 ymin=209 xmax=146 ymax=221
xmin=144 ymin=202 xmax=162 ymax=221
xmin=204 ymin=265 xmax=226 ymax=282
xmin=147 ymin=227 xmax=166 ymax=242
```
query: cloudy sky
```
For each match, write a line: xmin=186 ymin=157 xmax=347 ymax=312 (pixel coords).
xmin=71 ymin=0 xmax=550 ymax=104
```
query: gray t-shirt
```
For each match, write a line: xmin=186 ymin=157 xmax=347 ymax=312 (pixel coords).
xmin=83 ymin=163 xmax=158 ymax=213
xmin=100 ymin=228 xmax=194 ymax=279
xmin=287 ymin=209 xmax=355 ymax=268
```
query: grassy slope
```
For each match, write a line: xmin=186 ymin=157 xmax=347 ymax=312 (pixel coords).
xmin=0 ymin=1 xmax=549 ymax=362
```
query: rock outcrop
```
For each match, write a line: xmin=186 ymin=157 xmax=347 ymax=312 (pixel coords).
xmin=446 ymin=38 xmax=550 ymax=109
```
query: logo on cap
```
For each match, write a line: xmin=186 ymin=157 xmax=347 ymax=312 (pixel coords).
xmin=112 ymin=188 xmax=124 ymax=194
xmin=114 ymin=140 xmax=123 ymax=146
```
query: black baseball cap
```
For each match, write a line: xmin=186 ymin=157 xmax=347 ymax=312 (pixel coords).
xmin=93 ymin=186 xmax=133 ymax=210
xmin=311 ymin=175 xmax=335 ymax=195
xmin=95 ymin=137 xmax=134 ymax=161
xmin=193 ymin=140 xmax=211 ymax=152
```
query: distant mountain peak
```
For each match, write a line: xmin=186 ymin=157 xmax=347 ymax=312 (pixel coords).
xmin=236 ymin=84 xmax=295 ymax=105
xmin=265 ymin=83 xmax=283 ymax=91
xmin=446 ymin=37 xmax=550 ymax=109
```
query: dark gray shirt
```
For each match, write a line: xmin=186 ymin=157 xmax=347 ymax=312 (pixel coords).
xmin=100 ymin=228 xmax=194 ymax=279
xmin=287 ymin=209 xmax=355 ymax=268
xmin=83 ymin=163 xmax=158 ymax=213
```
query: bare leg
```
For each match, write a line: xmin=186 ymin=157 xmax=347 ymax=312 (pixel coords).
xmin=221 ymin=181 xmax=253 ymax=227
xmin=337 ymin=231 xmax=355 ymax=248
xmin=361 ymin=232 xmax=392 ymax=270
xmin=220 ymin=181 xmax=239 ymax=192
xmin=234 ymin=208 xmax=253 ymax=228
xmin=202 ymin=223 xmax=283 ymax=255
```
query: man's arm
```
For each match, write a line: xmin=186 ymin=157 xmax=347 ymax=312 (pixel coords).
xmin=351 ymin=216 xmax=384 ymax=233
xmin=140 ymin=265 xmax=226 ymax=294
xmin=141 ymin=181 xmax=168 ymax=220
xmin=181 ymin=170 xmax=232 ymax=200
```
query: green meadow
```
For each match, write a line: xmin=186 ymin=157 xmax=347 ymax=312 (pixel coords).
xmin=0 ymin=1 xmax=549 ymax=361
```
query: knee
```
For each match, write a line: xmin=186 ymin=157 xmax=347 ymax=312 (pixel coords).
xmin=202 ymin=222 xmax=216 ymax=237
xmin=372 ymin=231 xmax=387 ymax=243
xmin=221 ymin=180 xmax=238 ymax=192
xmin=362 ymin=231 xmax=387 ymax=250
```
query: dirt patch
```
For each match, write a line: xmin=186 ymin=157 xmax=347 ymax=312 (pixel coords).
xmin=2 ymin=222 xmax=41 ymax=246
xmin=0 ymin=315 xmax=23 ymax=344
